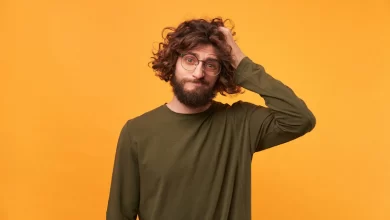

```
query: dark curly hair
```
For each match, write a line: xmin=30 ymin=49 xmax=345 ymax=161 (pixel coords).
xmin=150 ymin=17 xmax=242 ymax=96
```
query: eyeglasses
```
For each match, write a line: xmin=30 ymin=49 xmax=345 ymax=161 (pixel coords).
xmin=179 ymin=53 xmax=221 ymax=76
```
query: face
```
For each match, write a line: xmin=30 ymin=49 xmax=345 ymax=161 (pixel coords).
xmin=170 ymin=44 xmax=220 ymax=108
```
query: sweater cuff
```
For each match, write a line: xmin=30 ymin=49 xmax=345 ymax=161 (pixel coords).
xmin=233 ymin=56 xmax=255 ymax=84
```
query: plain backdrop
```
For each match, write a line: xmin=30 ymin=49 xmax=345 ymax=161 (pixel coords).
xmin=1 ymin=0 xmax=389 ymax=219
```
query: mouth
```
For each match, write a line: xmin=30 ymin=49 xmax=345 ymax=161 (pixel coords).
xmin=189 ymin=81 xmax=207 ymax=86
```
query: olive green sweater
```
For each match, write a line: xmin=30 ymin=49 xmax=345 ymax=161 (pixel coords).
xmin=106 ymin=57 xmax=316 ymax=220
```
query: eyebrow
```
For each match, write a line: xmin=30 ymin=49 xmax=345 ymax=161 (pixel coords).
xmin=186 ymin=51 xmax=219 ymax=61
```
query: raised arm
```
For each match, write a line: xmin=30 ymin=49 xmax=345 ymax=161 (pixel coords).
xmin=234 ymin=57 xmax=316 ymax=153
xmin=218 ymin=27 xmax=316 ymax=153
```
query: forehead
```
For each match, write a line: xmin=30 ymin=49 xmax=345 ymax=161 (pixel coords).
xmin=186 ymin=44 xmax=218 ymax=59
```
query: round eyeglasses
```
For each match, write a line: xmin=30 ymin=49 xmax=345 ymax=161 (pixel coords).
xmin=180 ymin=53 xmax=221 ymax=76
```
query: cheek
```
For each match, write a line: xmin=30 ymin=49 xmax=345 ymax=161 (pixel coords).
xmin=207 ymin=76 xmax=219 ymax=87
xmin=173 ymin=68 xmax=184 ymax=81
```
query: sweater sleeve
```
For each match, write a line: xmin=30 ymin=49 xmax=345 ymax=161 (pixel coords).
xmin=106 ymin=121 xmax=140 ymax=220
xmin=233 ymin=57 xmax=316 ymax=154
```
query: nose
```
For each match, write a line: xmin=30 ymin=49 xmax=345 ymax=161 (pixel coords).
xmin=192 ymin=62 xmax=205 ymax=79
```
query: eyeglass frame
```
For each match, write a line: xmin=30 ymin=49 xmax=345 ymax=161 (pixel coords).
xmin=179 ymin=53 xmax=222 ymax=76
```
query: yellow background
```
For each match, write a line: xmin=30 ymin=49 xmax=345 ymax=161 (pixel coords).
xmin=1 ymin=0 xmax=389 ymax=219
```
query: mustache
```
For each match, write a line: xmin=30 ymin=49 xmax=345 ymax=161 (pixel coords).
xmin=183 ymin=79 xmax=209 ymax=85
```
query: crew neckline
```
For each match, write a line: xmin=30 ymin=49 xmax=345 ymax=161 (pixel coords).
xmin=161 ymin=100 xmax=217 ymax=118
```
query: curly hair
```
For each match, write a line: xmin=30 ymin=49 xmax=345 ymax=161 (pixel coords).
xmin=150 ymin=17 xmax=242 ymax=96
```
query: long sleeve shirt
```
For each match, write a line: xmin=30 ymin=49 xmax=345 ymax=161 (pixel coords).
xmin=106 ymin=56 xmax=316 ymax=220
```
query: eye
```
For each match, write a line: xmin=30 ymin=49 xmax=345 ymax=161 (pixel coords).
xmin=207 ymin=64 xmax=215 ymax=69
xmin=183 ymin=55 xmax=197 ymax=65
xmin=205 ymin=61 xmax=220 ymax=71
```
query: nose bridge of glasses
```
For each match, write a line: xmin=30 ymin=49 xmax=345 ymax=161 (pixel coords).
xmin=193 ymin=58 xmax=204 ymax=65
xmin=194 ymin=60 xmax=205 ymax=73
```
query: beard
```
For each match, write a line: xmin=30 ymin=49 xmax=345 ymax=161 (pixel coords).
xmin=170 ymin=74 xmax=217 ymax=108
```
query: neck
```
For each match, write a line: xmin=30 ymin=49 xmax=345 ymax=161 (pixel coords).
xmin=166 ymin=96 xmax=212 ymax=114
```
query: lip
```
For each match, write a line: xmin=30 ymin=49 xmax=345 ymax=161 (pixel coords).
xmin=189 ymin=82 xmax=204 ymax=86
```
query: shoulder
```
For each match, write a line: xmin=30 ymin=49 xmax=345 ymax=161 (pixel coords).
xmin=121 ymin=105 xmax=167 ymax=136
xmin=208 ymin=100 xmax=267 ymax=119
xmin=207 ymin=100 xmax=268 ymax=114
xmin=227 ymin=100 xmax=271 ymax=123
xmin=229 ymin=100 xmax=264 ymax=112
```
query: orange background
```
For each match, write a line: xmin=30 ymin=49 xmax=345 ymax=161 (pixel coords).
xmin=1 ymin=0 xmax=389 ymax=219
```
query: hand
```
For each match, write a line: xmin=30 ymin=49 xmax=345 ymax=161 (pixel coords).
xmin=218 ymin=27 xmax=246 ymax=68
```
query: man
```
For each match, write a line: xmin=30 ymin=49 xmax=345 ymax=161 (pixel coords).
xmin=106 ymin=17 xmax=316 ymax=220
